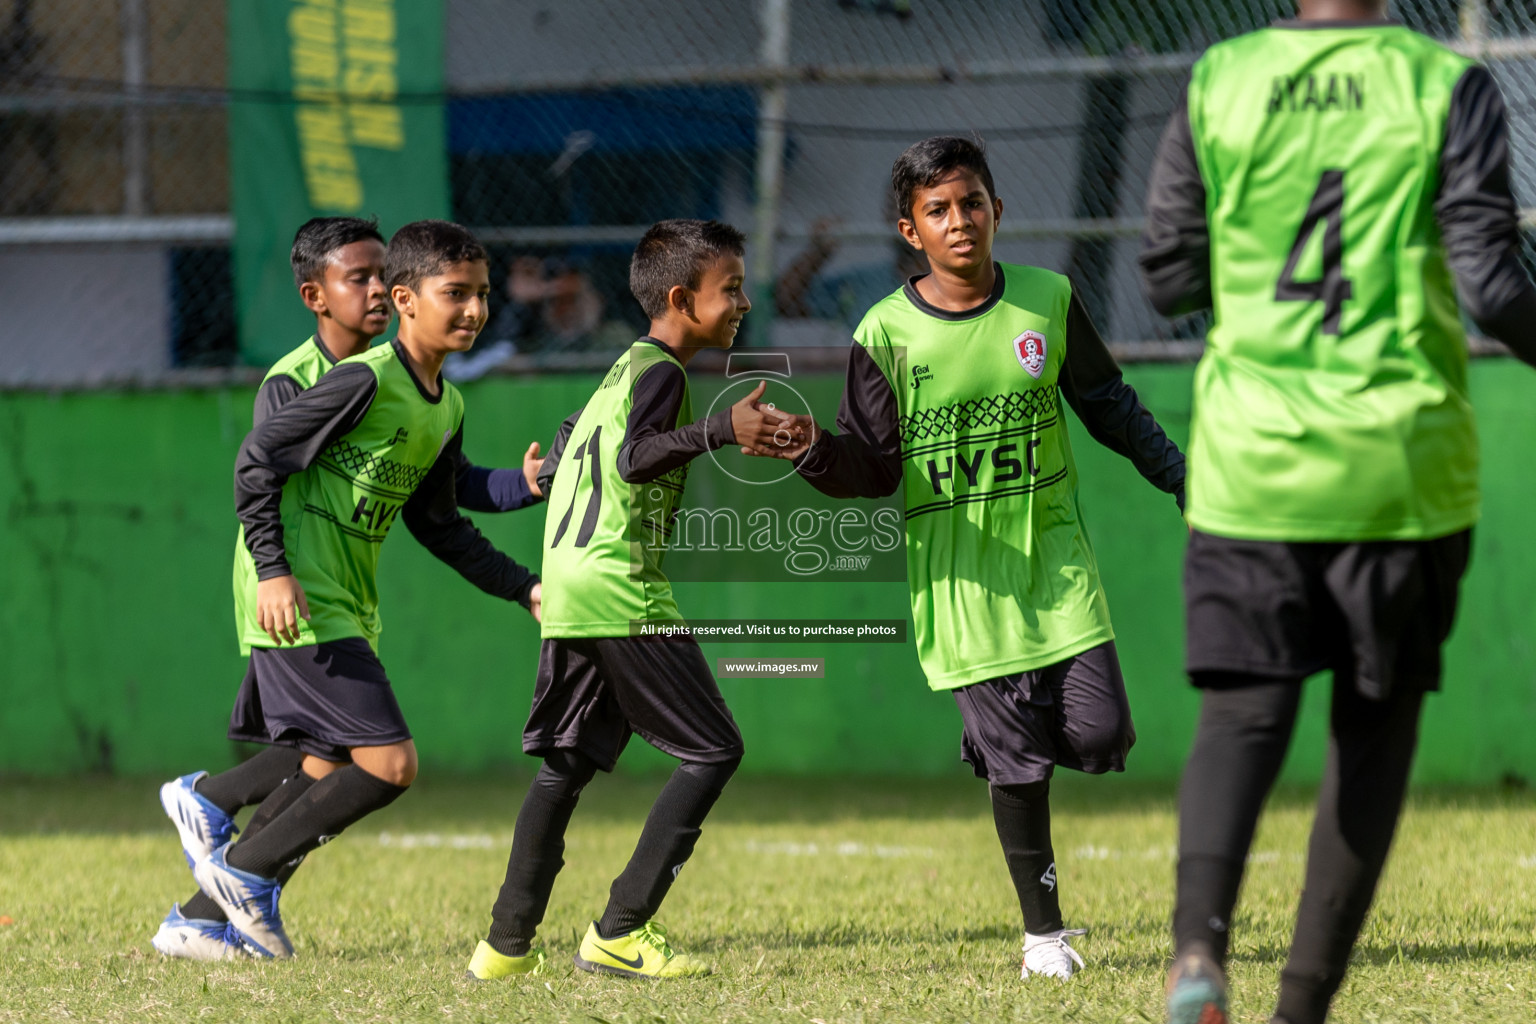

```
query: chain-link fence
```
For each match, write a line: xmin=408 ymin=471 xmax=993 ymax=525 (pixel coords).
xmin=4 ymin=1 xmax=1534 ymax=385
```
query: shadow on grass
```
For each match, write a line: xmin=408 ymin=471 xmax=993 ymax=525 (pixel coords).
xmin=696 ymin=920 xmax=1536 ymax=974
xmin=1038 ymin=933 xmax=1536 ymax=975
xmin=0 ymin=773 xmax=1531 ymax=834
xmin=697 ymin=916 xmax=1174 ymax=958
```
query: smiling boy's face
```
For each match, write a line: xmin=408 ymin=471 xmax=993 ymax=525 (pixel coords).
xmin=686 ymin=252 xmax=751 ymax=350
xmin=392 ymin=259 xmax=491 ymax=355
xmin=301 ymin=238 xmax=390 ymax=342
xmin=898 ymin=168 xmax=1002 ymax=277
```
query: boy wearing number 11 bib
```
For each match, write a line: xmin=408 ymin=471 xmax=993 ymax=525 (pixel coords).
xmin=467 ymin=219 xmax=804 ymax=981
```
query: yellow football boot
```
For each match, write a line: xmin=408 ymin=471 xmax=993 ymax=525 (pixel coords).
xmin=465 ymin=939 xmax=546 ymax=980
xmin=573 ymin=920 xmax=712 ymax=978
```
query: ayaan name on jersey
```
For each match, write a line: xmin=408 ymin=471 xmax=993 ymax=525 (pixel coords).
xmin=1268 ymin=72 xmax=1364 ymax=114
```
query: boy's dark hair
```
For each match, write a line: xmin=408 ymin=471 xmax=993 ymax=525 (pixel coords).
xmin=891 ymin=136 xmax=997 ymax=220
xmin=630 ymin=219 xmax=747 ymax=320
xmin=290 ymin=216 xmax=384 ymax=287
xmin=384 ymin=219 xmax=489 ymax=294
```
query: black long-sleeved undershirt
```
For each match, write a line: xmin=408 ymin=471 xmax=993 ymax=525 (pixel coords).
xmin=538 ymin=339 xmax=736 ymax=488
xmin=1139 ymin=43 xmax=1536 ymax=366
xmin=233 ymin=342 xmax=538 ymax=608
xmin=795 ymin=275 xmax=1186 ymax=509
xmin=254 ymin=340 xmax=538 ymax=515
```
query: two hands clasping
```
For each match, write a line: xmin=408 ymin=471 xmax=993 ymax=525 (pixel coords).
xmin=730 ymin=381 xmax=819 ymax=460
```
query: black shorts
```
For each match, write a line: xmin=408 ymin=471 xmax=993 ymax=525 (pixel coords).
xmin=227 ymin=638 xmax=410 ymax=763
xmin=952 ymin=641 xmax=1135 ymax=786
xmin=1184 ymin=528 xmax=1473 ymax=699
xmin=523 ymin=636 xmax=744 ymax=771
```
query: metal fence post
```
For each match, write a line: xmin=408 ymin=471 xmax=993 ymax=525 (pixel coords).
xmin=1460 ymin=0 xmax=1488 ymax=57
xmin=750 ymin=0 xmax=791 ymax=344
xmin=119 ymin=0 xmax=148 ymax=217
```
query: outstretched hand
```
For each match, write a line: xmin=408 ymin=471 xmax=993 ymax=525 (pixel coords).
xmin=522 ymin=441 xmax=544 ymax=498
xmin=730 ymin=381 xmax=816 ymax=459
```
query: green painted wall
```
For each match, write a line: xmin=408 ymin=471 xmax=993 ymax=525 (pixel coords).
xmin=2 ymin=362 xmax=1533 ymax=782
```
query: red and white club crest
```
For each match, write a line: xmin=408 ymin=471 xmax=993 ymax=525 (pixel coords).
xmin=1013 ymin=330 xmax=1048 ymax=379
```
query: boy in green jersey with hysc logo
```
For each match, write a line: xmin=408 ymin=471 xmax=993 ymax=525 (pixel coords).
xmin=754 ymin=136 xmax=1186 ymax=980
xmin=1140 ymin=2 xmax=1536 ymax=1022
xmin=174 ymin=221 xmax=540 ymax=961
xmin=466 ymin=219 xmax=804 ymax=981
xmin=153 ymin=217 xmax=548 ymax=961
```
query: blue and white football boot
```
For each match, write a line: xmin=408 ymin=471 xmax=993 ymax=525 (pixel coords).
xmin=150 ymin=903 xmax=251 ymax=961
xmin=193 ymin=842 xmax=293 ymax=959
xmin=159 ymin=771 xmax=237 ymax=869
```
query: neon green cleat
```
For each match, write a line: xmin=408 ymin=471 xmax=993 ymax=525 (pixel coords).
xmin=573 ymin=920 xmax=712 ymax=978
xmin=465 ymin=939 xmax=546 ymax=980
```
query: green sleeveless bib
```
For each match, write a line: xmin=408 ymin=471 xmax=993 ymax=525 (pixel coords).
xmin=234 ymin=342 xmax=463 ymax=652
xmin=540 ymin=340 xmax=693 ymax=637
xmin=859 ymin=264 xmax=1113 ymax=690
xmin=1187 ymin=25 xmax=1478 ymax=540
xmin=232 ymin=337 xmax=338 ymax=616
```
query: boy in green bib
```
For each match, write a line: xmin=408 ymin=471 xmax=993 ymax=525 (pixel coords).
xmin=760 ymin=137 xmax=1186 ymax=980
xmin=180 ymin=221 xmax=540 ymax=960
xmin=154 ymin=217 xmax=547 ymax=961
xmin=1140 ymin=2 xmax=1536 ymax=1021
xmin=467 ymin=220 xmax=802 ymax=981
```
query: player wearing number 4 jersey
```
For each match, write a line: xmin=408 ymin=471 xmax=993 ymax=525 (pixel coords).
xmin=1140 ymin=3 xmax=1536 ymax=1022
xmin=762 ymin=137 xmax=1186 ymax=982
xmin=466 ymin=220 xmax=804 ymax=982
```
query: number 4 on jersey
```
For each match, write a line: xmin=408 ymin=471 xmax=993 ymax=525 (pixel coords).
xmin=1275 ymin=169 xmax=1354 ymax=335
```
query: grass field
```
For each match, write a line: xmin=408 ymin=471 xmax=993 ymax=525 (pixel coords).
xmin=1 ymin=774 xmax=1533 ymax=1023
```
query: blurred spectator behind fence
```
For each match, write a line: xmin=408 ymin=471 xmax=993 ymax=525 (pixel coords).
xmin=446 ymin=256 xmax=632 ymax=380
xmin=775 ymin=215 xmax=929 ymax=331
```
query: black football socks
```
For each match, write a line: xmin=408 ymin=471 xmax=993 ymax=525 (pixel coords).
xmin=1174 ymin=677 xmax=1301 ymax=964
xmin=486 ymin=750 xmax=599 ymax=957
xmin=182 ymin=769 xmax=318 ymax=922
xmin=990 ymin=779 xmax=1063 ymax=935
xmin=1274 ymin=687 xmax=1423 ymax=1024
xmin=224 ymin=763 xmax=405 ymax=878
xmin=193 ymin=746 xmax=305 ymax=815
xmin=595 ymin=757 xmax=739 ymax=940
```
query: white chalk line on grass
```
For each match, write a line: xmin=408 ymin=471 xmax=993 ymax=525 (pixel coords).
xmin=370 ymin=835 xmax=939 ymax=859
xmin=740 ymin=842 xmax=1303 ymax=863
xmin=377 ymin=834 xmax=1514 ymax=869
xmin=739 ymin=839 xmax=938 ymax=859
xmin=1074 ymin=845 xmax=1304 ymax=864
xmin=376 ymin=832 xmax=501 ymax=849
